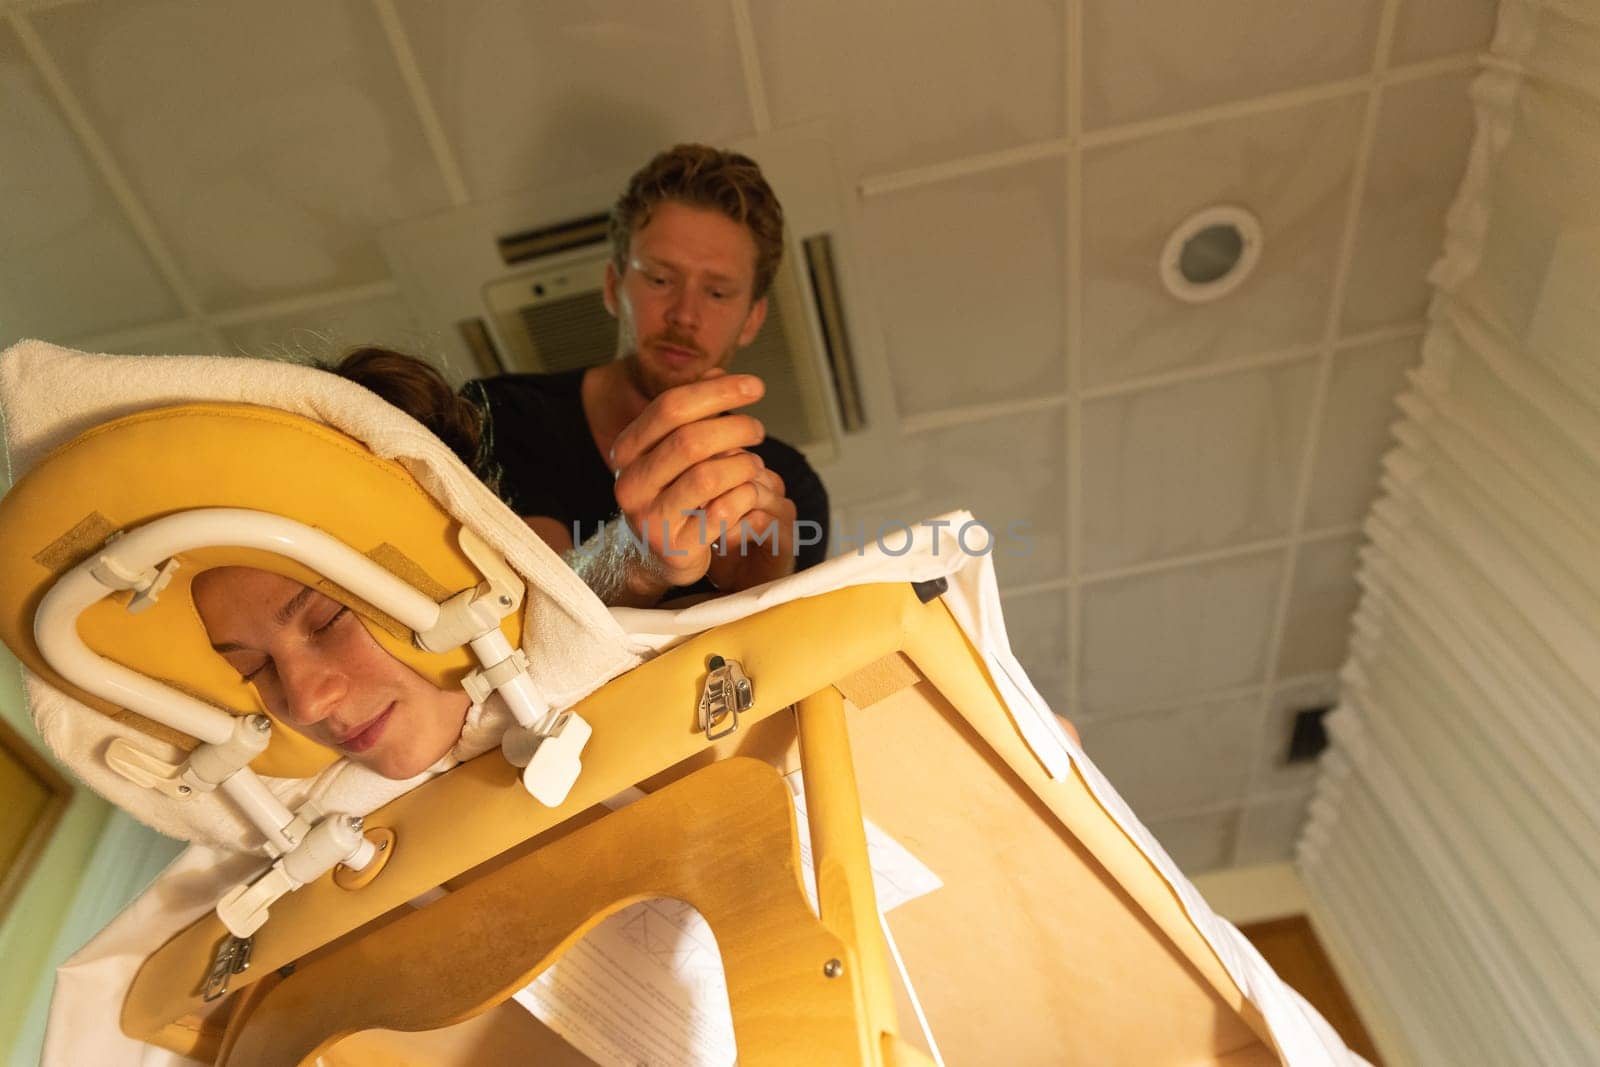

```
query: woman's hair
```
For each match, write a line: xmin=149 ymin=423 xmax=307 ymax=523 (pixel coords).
xmin=327 ymin=346 xmax=500 ymax=495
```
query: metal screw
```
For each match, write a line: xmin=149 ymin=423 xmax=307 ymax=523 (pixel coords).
xmin=251 ymin=715 xmax=271 ymax=733
xmin=348 ymin=815 xmax=364 ymax=833
xmin=176 ymin=785 xmax=192 ymax=796
xmin=377 ymin=838 xmax=390 ymax=852
xmin=822 ymin=958 xmax=843 ymax=979
xmin=498 ymin=594 xmax=513 ymax=607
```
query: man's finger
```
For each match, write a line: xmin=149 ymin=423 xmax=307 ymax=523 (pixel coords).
xmin=702 ymin=482 xmax=762 ymax=546
xmin=706 ymin=478 xmax=792 ymax=545
xmin=653 ymin=453 xmax=768 ymax=540
xmin=615 ymin=417 xmax=765 ymax=512
xmin=610 ymin=375 xmax=765 ymax=470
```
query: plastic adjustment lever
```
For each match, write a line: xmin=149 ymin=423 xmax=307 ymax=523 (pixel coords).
xmin=105 ymin=712 xmax=273 ymax=800
xmin=412 ymin=527 xmax=525 ymax=654
xmin=510 ymin=711 xmax=594 ymax=807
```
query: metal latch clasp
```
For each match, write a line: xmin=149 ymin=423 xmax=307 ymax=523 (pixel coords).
xmin=698 ymin=655 xmax=753 ymax=741
xmin=201 ymin=933 xmax=254 ymax=1002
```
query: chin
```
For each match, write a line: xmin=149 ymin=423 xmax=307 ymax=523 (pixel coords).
xmin=635 ymin=353 xmax=722 ymax=396
xmin=654 ymin=368 xmax=706 ymax=393
xmin=366 ymin=748 xmax=440 ymax=781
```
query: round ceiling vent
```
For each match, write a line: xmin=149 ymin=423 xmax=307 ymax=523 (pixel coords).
xmin=1159 ymin=205 xmax=1262 ymax=304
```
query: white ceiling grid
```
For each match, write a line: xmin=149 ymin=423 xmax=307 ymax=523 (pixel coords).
xmin=0 ymin=0 xmax=1496 ymax=874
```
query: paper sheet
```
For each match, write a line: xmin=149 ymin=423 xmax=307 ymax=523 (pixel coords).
xmin=511 ymin=780 xmax=942 ymax=1066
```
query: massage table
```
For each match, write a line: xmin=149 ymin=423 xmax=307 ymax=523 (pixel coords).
xmin=0 ymin=341 xmax=1362 ymax=1065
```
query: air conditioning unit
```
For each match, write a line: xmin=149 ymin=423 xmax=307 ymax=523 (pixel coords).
xmin=380 ymin=128 xmax=864 ymax=459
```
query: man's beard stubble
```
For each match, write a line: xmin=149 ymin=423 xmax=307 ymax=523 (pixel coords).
xmin=622 ymin=330 xmax=723 ymax=400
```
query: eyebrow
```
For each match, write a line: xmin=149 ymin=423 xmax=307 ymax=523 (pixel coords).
xmin=636 ymin=256 xmax=741 ymax=286
xmin=274 ymin=585 xmax=320 ymax=625
xmin=635 ymin=256 xmax=680 ymax=275
xmin=209 ymin=585 xmax=319 ymax=654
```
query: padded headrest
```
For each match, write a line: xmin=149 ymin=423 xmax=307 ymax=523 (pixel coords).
xmin=0 ymin=402 xmax=519 ymax=779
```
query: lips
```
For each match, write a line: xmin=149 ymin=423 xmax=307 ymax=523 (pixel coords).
xmin=337 ymin=703 xmax=395 ymax=754
xmin=651 ymin=339 xmax=703 ymax=366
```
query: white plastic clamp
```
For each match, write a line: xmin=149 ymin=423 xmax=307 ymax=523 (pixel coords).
xmin=88 ymin=541 xmax=181 ymax=614
xmin=406 ymin=526 xmax=594 ymax=807
xmin=413 ymin=528 xmax=524 ymax=653
xmin=461 ymin=647 xmax=532 ymax=707
xmin=215 ymin=813 xmax=376 ymax=938
xmin=105 ymin=712 xmax=273 ymax=799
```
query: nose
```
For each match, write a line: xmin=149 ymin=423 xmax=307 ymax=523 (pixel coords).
xmin=275 ymin=651 xmax=348 ymax=730
xmin=666 ymin=286 xmax=702 ymax=330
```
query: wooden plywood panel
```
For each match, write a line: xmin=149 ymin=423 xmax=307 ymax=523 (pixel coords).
xmin=1241 ymin=915 xmax=1382 ymax=1064
xmin=848 ymin=681 xmax=1270 ymax=1064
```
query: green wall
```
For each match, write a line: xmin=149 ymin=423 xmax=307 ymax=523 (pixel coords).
xmin=0 ymin=648 xmax=112 ymax=1066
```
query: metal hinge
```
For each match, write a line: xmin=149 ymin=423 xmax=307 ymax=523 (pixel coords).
xmin=698 ymin=655 xmax=753 ymax=741
xmin=201 ymin=933 xmax=254 ymax=1002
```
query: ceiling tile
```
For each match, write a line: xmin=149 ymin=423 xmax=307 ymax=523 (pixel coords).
xmin=1081 ymin=95 xmax=1366 ymax=389
xmin=1083 ymin=359 xmax=1317 ymax=573
xmin=1304 ymin=335 xmax=1418 ymax=529
xmin=1082 ymin=0 xmax=1383 ymax=130
xmin=1392 ymin=0 xmax=1499 ymax=65
xmin=1145 ymin=807 xmax=1240 ymax=875
xmin=892 ymin=408 xmax=1068 ymax=587
xmin=1077 ymin=695 xmax=1261 ymax=821
xmin=1276 ymin=533 xmax=1362 ymax=678
xmin=1259 ymin=674 xmax=1340 ymax=793
xmin=749 ymin=0 xmax=1065 ymax=179
xmin=1342 ymin=71 xmax=1476 ymax=333
xmin=0 ymin=22 xmax=180 ymax=344
xmin=1081 ymin=549 xmax=1283 ymax=711
xmin=1001 ymin=586 xmax=1071 ymax=714
xmin=32 ymin=0 xmax=453 ymax=309
xmin=1235 ymin=789 xmax=1315 ymax=866
xmin=861 ymin=161 xmax=1066 ymax=417
xmin=219 ymin=292 xmax=427 ymax=363
xmin=73 ymin=322 xmax=216 ymax=357
xmin=393 ymin=0 xmax=752 ymax=201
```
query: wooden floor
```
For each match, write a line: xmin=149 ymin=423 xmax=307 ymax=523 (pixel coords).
xmin=1240 ymin=915 xmax=1382 ymax=1064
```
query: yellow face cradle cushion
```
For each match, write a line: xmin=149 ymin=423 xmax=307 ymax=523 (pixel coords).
xmin=0 ymin=403 xmax=522 ymax=778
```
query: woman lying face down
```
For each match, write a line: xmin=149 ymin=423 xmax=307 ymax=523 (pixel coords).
xmin=192 ymin=567 xmax=470 ymax=780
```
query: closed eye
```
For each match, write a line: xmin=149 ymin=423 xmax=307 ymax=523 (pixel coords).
xmin=313 ymin=606 xmax=350 ymax=635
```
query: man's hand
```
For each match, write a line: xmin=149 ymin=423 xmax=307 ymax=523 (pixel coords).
xmin=704 ymin=467 xmax=800 ymax=592
xmin=606 ymin=373 xmax=773 ymax=601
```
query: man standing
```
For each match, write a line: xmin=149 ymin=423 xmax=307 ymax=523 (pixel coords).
xmin=468 ymin=145 xmax=828 ymax=607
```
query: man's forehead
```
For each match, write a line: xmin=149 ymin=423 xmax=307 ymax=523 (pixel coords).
xmin=630 ymin=202 xmax=758 ymax=278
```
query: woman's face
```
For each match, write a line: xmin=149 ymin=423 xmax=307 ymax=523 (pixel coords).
xmin=192 ymin=566 xmax=470 ymax=780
